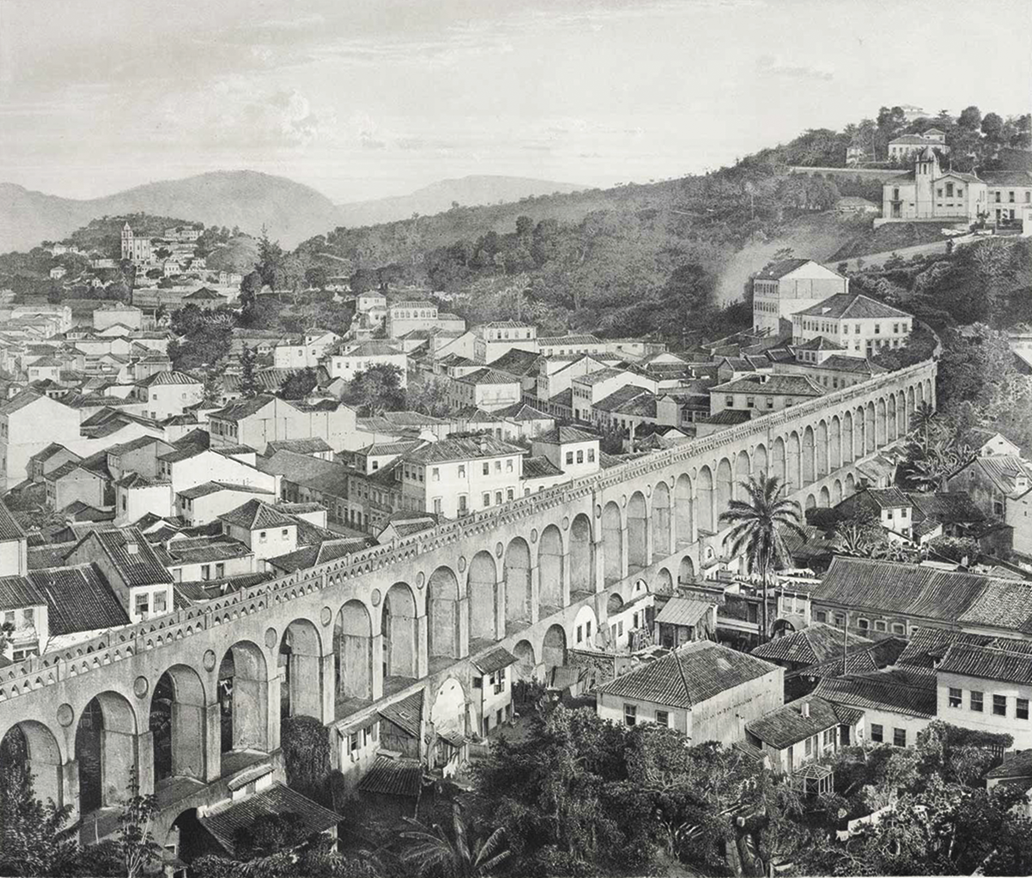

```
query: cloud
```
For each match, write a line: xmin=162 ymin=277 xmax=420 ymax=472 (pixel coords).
xmin=756 ymin=54 xmax=834 ymax=81
xmin=150 ymin=81 xmax=334 ymax=150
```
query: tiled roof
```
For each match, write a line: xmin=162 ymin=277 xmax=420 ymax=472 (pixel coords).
xmin=710 ymin=374 xmax=824 ymax=396
xmin=654 ymin=597 xmax=714 ymax=628
xmin=208 ymin=395 xmax=277 ymax=422
xmin=218 ymin=500 xmax=296 ymax=531
xmin=0 ymin=390 xmax=48 ymax=415
xmin=0 ymin=575 xmax=46 ymax=610
xmin=158 ymin=444 xmax=207 ymax=464
xmin=178 ymin=481 xmax=273 ymax=500
xmin=522 ymin=456 xmax=564 ymax=480
xmin=356 ymin=440 xmax=421 ymax=457
xmin=28 ymin=564 xmax=129 ymax=634
xmin=493 ymin=401 xmax=551 ymax=421
xmin=910 ymin=492 xmax=985 ymax=526
xmin=489 ymin=348 xmax=543 ymax=376
xmin=534 ymin=425 xmax=600 ymax=445
xmin=403 ymin=435 xmax=523 ymax=465
xmin=597 ymin=641 xmax=777 ymax=709
xmin=214 ymin=444 xmax=257 ymax=457
xmin=746 ymin=696 xmax=860 ymax=749
xmin=47 ymin=461 xmax=103 ymax=482
xmin=199 ymin=783 xmax=340 ymax=855
xmin=814 ymin=670 xmax=937 ymax=719
xmin=967 ymin=456 xmax=1032 ymax=496
xmin=703 ymin=410 xmax=754 ymax=426
xmin=794 ymin=336 xmax=844 ymax=352
xmin=358 ymin=756 xmax=423 ymax=798
xmin=339 ymin=341 xmax=403 ymax=357
xmin=755 ymin=258 xmax=818 ymax=280
xmin=938 ymin=639 xmax=1032 ymax=684
xmin=166 ymin=537 xmax=252 ymax=565
xmin=986 ymin=749 xmax=1032 ymax=780
xmin=982 ymin=170 xmax=1032 ymax=187
xmin=137 ymin=370 xmax=201 ymax=387
xmin=751 ymin=622 xmax=873 ymax=667
xmin=472 ymin=647 xmax=518 ymax=675
xmin=267 ymin=539 xmax=368 ymax=574
xmin=593 ymin=385 xmax=654 ymax=413
xmin=263 ymin=437 xmax=333 ymax=456
xmin=0 ymin=498 xmax=26 ymax=542
xmin=379 ymin=690 xmax=423 ymax=738
xmin=816 ymin=355 xmax=886 ymax=375
xmin=538 ymin=334 xmax=601 ymax=345
xmin=86 ymin=527 xmax=173 ymax=587
xmin=457 ymin=367 xmax=521 ymax=386
xmin=258 ymin=451 xmax=351 ymax=497
xmin=812 ymin=557 xmax=993 ymax=623
xmin=795 ymin=294 xmax=912 ymax=321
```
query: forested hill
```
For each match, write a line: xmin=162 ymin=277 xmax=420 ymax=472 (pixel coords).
xmin=295 ymin=163 xmax=868 ymax=339
xmin=288 ymin=104 xmax=1031 ymax=342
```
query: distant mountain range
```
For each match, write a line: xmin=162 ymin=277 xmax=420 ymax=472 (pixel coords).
xmin=0 ymin=172 xmax=586 ymax=254
xmin=335 ymin=175 xmax=586 ymax=228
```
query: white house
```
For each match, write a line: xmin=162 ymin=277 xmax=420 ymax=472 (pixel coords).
xmin=792 ymin=294 xmax=913 ymax=359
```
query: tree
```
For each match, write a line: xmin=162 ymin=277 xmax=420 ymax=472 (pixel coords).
xmin=0 ymin=728 xmax=74 ymax=876
xmin=400 ymin=804 xmax=510 ymax=878
xmin=407 ymin=374 xmax=452 ymax=417
xmin=344 ymin=364 xmax=405 ymax=415
xmin=239 ymin=345 xmax=260 ymax=398
xmin=719 ymin=476 xmax=806 ymax=643
xmin=832 ymin=508 xmax=885 ymax=557
xmin=982 ymin=112 xmax=1005 ymax=143
xmin=279 ymin=368 xmax=318 ymax=401
xmin=958 ymin=105 xmax=982 ymax=131
xmin=118 ymin=767 xmax=160 ymax=878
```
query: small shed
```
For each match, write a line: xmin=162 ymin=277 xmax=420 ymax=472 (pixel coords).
xmin=653 ymin=596 xmax=717 ymax=648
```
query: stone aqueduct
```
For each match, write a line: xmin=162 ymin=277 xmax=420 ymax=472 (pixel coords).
xmin=0 ymin=360 xmax=936 ymax=838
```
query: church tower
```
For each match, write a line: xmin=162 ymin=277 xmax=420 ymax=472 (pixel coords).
xmin=914 ymin=146 xmax=939 ymax=218
xmin=121 ymin=222 xmax=133 ymax=261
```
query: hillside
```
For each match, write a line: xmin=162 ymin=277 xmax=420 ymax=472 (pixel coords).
xmin=0 ymin=171 xmax=341 ymax=253
xmin=335 ymin=175 xmax=586 ymax=228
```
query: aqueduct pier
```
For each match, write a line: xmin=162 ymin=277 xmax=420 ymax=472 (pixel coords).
xmin=0 ymin=360 xmax=936 ymax=842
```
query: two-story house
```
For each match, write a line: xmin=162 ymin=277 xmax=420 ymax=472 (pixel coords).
xmin=218 ymin=500 xmax=299 ymax=566
xmin=792 ymin=294 xmax=913 ymax=359
xmin=134 ymin=371 xmax=204 ymax=420
xmin=207 ymin=395 xmax=357 ymax=455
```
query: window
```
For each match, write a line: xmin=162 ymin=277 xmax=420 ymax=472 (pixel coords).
xmin=746 ymin=396 xmax=755 ymax=409
xmin=971 ymin=691 xmax=984 ymax=712
xmin=576 ymin=625 xmax=583 ymax=643
xmin=993 ymin=695 xmax=1007 ymax=716
xmin=482 ymin=493 xmax=490 ymax=507
xmin=482 ymin=462 xmax=489 ymax=476
xmin=494 ymin=461 xmax=501 ymax=472
xmin=857 ymin=618 xmax=869 ymax=632
xmin=566 ymin=451 xmax=574 ymax=465
xmin=815 ymin=611 xmax=827 ymax=623
xmin=893 ymin=728 xmax=906 ymax=747
xmin=586 ymin=620 xmax=592 ymax=640
xmin=805 ymin=736 xmax=813 ymax=756
xmin=458 ymin=464 xmax=466 ymax=477
xmin=135 ymin=593 xmax=149 ymax=618
xmin=458 ymin=495 xmax=468 ymax=513
xmin=870 ymin=724 xmax=884 ymax=743
xmin=623 ymin=704 xmax=637 ymax=727
xmin=656 ymin=710 xmax=669 ymax=728
xmin=576 ymin=450 xmax=584 ymax=464
xmin=1018 ymin=699 xmax=1029 ymax=720
xmin=891 ymin=622 xmax=905 ymax=635
xmin=948 ymin=687 xmax=962 ymax=708
xmin=281 ymin=529 xmax=288 ymax=538
xmin=215 ymin=563 xmax=224 ymax=578
xmin=767 ymin=398 xmax=774 ymax=409
xmin=588 ymin=449 xmax=595 ymax=463
xmin=259 ymin=531 xmax=267 ymax=543
xmin=201 ymin=564 xmax=211 ymax=581
xmin=834 ymin=613 xmax=845 ymax=627
xmin=495 ymin=491 xmax=502 ymax=505
xmin=432 ymin=467 xmax=439 ymax=482
xmin=823 ymin=728 xmax=835 ymax=747
xmin=153 ymin=591 xmax=167 ymax=614
xmin=725 ymin=396 xmax=734 ymax=407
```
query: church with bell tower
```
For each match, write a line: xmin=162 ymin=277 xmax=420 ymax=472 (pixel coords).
xmin=120 ymin=222 xmax=153 ymax=264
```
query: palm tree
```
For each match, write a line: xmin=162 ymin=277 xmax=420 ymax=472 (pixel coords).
xmin=719 ymin=475 xmax=807 ymax=644
xmin=400 ymin=804 xmax=509 ymax=878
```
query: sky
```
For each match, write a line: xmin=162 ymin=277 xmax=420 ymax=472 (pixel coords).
xmin=1 ymin=0 xmax=1030 ymax=204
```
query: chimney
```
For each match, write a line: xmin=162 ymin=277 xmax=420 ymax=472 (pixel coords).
xmin=479 ymin=438 xmax=487 ymax=454
xmin=821 ymin=307 xmax=831 ymax=315
xmin=801 ymin=701 xmax=810 ymax=718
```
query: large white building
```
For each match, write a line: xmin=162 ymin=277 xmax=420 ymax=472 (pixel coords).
xmin=752 ymin=260 xmax=849 ymax=338
xmin=791 ymin=294 xmax=913 ymax=359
